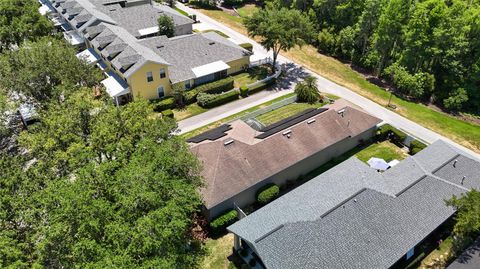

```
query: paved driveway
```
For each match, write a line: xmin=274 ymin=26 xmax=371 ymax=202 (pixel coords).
xmin=175 ymin=3 xmax=480 ymax=160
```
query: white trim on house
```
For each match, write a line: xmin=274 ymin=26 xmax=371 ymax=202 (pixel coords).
xmin=64 ymin=30 xmax=84 ymax=46
xmin=76 ymin=48 xmax=100 ymax=64
xmin=39 ymin=4 xmax=53 ymax=15
xmin=138 ymin=26 xmax=159 ymax=37
xmin=102 ymin=72 xmax=130 ymax=98
xmin=191 ymin=60 xmax=230 ymax=78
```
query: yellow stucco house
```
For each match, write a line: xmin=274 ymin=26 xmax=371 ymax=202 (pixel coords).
xmin=45 ymin=0 xmax=252 ymax=104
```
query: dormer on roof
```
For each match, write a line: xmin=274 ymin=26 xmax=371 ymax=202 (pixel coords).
xmin=85 ymin=24 xmax=106 ymax=40
xmin=66 ymin=6 xmax=84 ymax=18
xmin=90 ymin=28 xmax=116 ymax=49
xmin=101 ymin=39 xmax=128 ymax=60
xmin=71 ymin=11 xmax=93 ymax=28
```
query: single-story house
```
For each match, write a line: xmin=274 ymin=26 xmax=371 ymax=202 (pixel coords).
xmin=189 ymin=105 xmax=382 ymax=219
xmin=228 ymin=140 xmax=480 ymax=269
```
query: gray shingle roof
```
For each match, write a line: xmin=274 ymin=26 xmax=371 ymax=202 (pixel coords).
xmin=254 ymin=177 xmax=463 ymax=269
xmin=140 ymin=32 xmax=251 ymax=83
xmin=94 ymin=23 xmax=169 ymax=77
xmin=228 ymin=140 xmax=480 ymax=269
xmin=434 ymin=155 xmax=480 ymax=190
xmin=100 ymin=4 xmax=193 ymax=37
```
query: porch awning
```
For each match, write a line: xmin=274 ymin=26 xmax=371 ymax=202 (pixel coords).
xmin=138 ymin=26 xmax=159 ymax=36
xmin=39 ymin=5 xmax=53 ymax=15
xmin=191 ymin=61 xmax=230 ymax=78
xmin=76 ymin=48 xmax=100 ymax=64
xmin=63 ymin=30 xmax=84 ymax=46
xmin=101 ymin=72 xmax=130 ymax=98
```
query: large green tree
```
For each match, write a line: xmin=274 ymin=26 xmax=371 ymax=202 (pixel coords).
xmin=280 ymin=0 xmax=480 ymax=112
xmin=295 ymin=75 xmax=321 ymax=103
xmin=0 ymin=38 xmax=102 ymax=104
xmin=244 ymin=4 xmax=314 ymax=71
xmin=1 ymin=91 xmax=205 ymax=268
xmin=158 ymin=15 xmax=175 ymax=38
xmin=447 ymin=190 xmax=480 ymax=239
xmin=0 ymin=0 xmax=53 ymax=52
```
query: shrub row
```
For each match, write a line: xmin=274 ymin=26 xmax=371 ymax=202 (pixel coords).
xmin=184 ymin=89 xmax=199 ymax=105
xmin=197 ymin=89 xmax=240 ymax=108
xmin=151 ymin=97 xmax=175 ymax=112
xmin=240 ymin=85 xmax=249 ymax=97
xmin=248 ymin=78 xmax=276 ymax=95
xmin=256 ymin=183 xmax=280 ymax=205
xmin=196 ymin=76 xmax=234 ymax=94
xmin=376 ymin=124 xmax=407 ymax=145
xmin=161 ymin=109 xmax=174 ymax=118
xmin=209 ymin=210 xmax=238 ymax=235
xmin=239 ymin=42 xmax=253 ymax=52
xmin=183 ymin=77 xmax=235 ymax=105
xmin=409 ymin=140 xmax=427 ymax=155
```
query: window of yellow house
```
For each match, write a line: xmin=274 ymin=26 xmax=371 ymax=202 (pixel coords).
xmin=160 ymin=68 xmax=166 ymax=79
xmin=147 ymin=72 xmax=153 ymax=82
xmin=157 ymin=86 xmax=165 ymax=98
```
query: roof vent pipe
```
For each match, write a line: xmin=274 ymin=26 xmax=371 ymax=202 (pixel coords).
xmin=453 ymin=159 xmax=458 ymax=167
xmin=307 ymin=119 xmax=316 ymax=124
xmin=224 ymin=139 xmax=234 ymax=146
xmin=461 ymin=176 xmax=466 ymax=185
xmin=282 ymin=130 xmax=292 ymax=136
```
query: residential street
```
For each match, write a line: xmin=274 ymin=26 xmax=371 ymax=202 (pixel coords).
xmin=176 ymin=3 xmax=480 ymax=160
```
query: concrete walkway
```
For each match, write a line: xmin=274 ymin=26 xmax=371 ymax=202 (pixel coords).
xmin=177 ymin=87 xmax=293 ymax=134
xmin=175 ymin=3 xmax=480 ymax=160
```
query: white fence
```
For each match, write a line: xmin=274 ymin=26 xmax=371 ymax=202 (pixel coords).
xmin=249 ymin=57 xmax=273 ymax=68
xmin=245 ymin=58 xmax=282 ymax=89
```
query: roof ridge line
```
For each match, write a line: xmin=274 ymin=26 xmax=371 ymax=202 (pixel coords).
xmin=254 ymin=224 xmax=284 ymax=243
xmin=431 ymin=153 xmax=461 ymax=174
xmin=319 ymin=187 xmax=367 ymax=218
xmin=410 ymin=153 xmax=469 ymax=191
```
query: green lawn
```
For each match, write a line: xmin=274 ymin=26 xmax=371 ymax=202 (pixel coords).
xmin=193 ymin=8 xmax=480 ymax=153
xmin=355 ymin=141 xmax=408 ymax=163
xmin=173 ymin=103 xmax=208 ymax=121
xmin=201 ymin=234 xmax=239 ymax=269
xmin=255 ymin=101 xmax=328 ymax=126
xmin=174 ymin=7 xmax=189 ymax=17
xmin=182 ymin=93 xmax=297 ymax=139
xmin=236 ymin=4 xmax=259 ymax=17
xmin=200 ymin=29 xmax=230 ymax=38
xmin=417 ymin=236 xmax=454 ymax=269
xmin=232 ymin=66 xmax=269 ymax=88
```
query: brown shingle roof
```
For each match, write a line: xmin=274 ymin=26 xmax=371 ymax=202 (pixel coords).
xmin=191 ymin=106 xmax=382 ymax=209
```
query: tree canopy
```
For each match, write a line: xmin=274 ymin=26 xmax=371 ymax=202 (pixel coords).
xmin=447 ymin=190 xmax=480 ymax=239
xmin=0 ymin=91 xmax=206 ymax=268
xmin=158 ymin=15 xmax=175 ymax=38
xmin=243 ymin=4 xmax=314 ymax=71
xmin=295 ymin=75 xmax=321 ymax=103
xmin=0 ymin=37 xmax=102 ymax=104
xmin=0 ymin=0 xmax=53 ymax=52
xmin=271 ymin=0 xmax=480 ymax=112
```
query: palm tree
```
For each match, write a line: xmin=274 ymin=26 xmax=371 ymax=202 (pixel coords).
xmin=295 ymin=75 xmax=321 ymax=104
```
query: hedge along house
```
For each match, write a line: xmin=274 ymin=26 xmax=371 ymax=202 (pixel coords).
xmin=41 ymin=0 xmax=251 ymax=104
xmin=228 ymin=140 xmax=480 ymax=269
xmin=188 ymin=105 xmax=382 ymax=220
